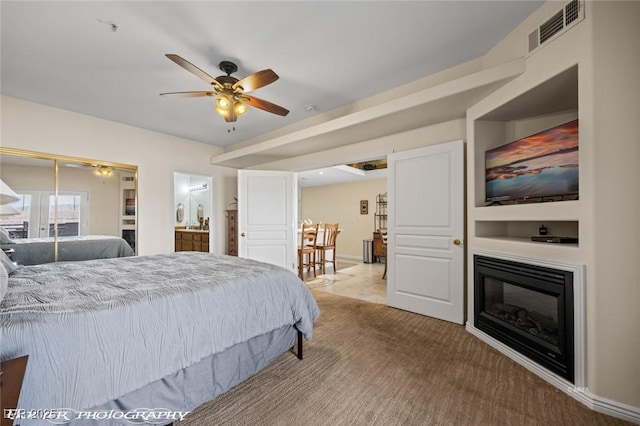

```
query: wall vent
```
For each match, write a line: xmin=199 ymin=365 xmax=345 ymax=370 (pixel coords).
xmin=122 ymin=176 xmax=135 ymax=182
xmin=528 ymin=0 xmax=584 ymax=54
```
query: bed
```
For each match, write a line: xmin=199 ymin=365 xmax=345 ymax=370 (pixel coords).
xmin=0 ymin=234 xmax=135 ymax=266
xmin=0 ymin=252 xmax=320 ymax=425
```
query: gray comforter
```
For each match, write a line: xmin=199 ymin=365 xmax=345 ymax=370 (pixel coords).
xmin=0 ymin=252 xmax=319 ymax=414
xmin=1 ymin=235 xmax=134 ymax=265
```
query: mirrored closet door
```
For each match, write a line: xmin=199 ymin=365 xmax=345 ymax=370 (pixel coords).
xmin=0 ymin=148 xmax=138 ymax=263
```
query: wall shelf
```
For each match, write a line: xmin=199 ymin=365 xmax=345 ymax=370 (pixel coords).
xmin=119 ymin=173 xmax=136 ymax=253
xmin=473 ymin=200 xmax=581 ymax=221
xmin=374 ymin=192 xmax=387 ymax=232
xmin=475 ymin=220 xmax=579 ymax=246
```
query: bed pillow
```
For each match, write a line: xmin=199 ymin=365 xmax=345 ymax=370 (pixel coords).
xmin=0 ymin=227 xmax=15 ymax=244
xmin=0 ymin=250 xmax=21 ymax=275
xmin=0 ymin=262 xmax=8 ymax=304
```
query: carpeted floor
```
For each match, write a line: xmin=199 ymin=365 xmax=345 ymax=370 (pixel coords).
xmin=182 ymin=290 xmax=630 ymax=426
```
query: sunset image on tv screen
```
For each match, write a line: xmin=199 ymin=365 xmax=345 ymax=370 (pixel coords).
xmin=486 ymin=120 xmax=578 ymax=202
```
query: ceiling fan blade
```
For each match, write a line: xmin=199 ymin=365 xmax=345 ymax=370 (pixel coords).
xmin=232 ymin=69 xmax=279 ymax=93
xmin=165 ymin=54 xmax=223 ymax=90
xmin=243 ymin=95 xmax=289 ymax=116
xmin=159 ymin=91 xmax=214 ymax=98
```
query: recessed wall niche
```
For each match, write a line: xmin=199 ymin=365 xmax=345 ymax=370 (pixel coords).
xmin=474 ymin=66 xmax=579 ymax=208
xmin=471 ymin=65 xmax=580 ymax=248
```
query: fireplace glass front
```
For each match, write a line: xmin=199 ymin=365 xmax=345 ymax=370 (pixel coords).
xmin=474 ymin=255 xmax=574 ymax=382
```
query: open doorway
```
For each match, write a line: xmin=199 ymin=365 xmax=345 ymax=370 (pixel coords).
xmin=172 ymin=172 xmax=214 ymax=253
xmin=240 ymin=141 xmax=465 ymax=322
xmin=297 ymin=157 xmax=388 ymax=304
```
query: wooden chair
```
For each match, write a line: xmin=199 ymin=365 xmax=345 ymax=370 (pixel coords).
xmin=298 ymin=223 xmax=318 ymax=280
xmin=381 ymin=228 xmax=388 ymax=279
xmin=315 ymin=223 xmax=339 ymax=274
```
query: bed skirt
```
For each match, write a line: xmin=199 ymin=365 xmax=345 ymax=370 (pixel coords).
xmin=71 ymin=325 xmax=297 ymax=425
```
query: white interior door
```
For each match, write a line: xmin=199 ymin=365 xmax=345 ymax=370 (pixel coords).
xmin=387 ymin=140 xmax=465 ymax=324
xmin=238 ymin=170 xmax=297 ymax=271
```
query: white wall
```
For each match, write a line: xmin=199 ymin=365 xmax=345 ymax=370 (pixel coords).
xmin=1 ymin=96 xmax=237 ymax=255
xmin=590 ymin=0 xmax=640 ymax=408
xmin=301 ymin=178 xmax=386 ymax=259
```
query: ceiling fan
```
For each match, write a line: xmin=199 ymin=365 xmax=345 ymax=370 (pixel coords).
xmin=64 ymin=162 xmax=115 ymax=177
xmin=160 ymin=54 xmax=289 ymax=123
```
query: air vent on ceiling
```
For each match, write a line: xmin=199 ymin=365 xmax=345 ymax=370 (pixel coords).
xmin=528 ymin=0 xmax=584 ymax=54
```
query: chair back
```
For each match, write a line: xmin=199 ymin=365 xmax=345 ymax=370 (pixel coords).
xmin=321 ymin=223 xmax=339 ymax=248
xmin=301 ymin=223 xmax=318 ymax=248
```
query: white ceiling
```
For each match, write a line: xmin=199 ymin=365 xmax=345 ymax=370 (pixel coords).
xmin=298 ymin=164 xmax=387 ymax=188
xmin=1 ymin=1 xmax=542 ymax=154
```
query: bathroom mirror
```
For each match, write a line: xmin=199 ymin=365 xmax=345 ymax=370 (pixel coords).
xmin=173 ymin=171 xmax=213 ymax=252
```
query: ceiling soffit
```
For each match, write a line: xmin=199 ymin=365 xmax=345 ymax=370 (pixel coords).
xmin=210 ymin=58 xmax=526 ymax=169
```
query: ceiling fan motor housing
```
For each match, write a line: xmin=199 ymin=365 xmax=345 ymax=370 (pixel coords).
xmin=219 ymin=61 xmax=238 ymax=76
xmin=216 ymin=75 xmax=239 ymax=90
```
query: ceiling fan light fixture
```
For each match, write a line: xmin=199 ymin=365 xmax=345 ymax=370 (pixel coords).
xmin=234 ymin=100 xmax=248 ymax=116
xmin=215 ymin=95 xmax=230 ymax=110
xmin=95 ymin=166 xmax=113 ymax=177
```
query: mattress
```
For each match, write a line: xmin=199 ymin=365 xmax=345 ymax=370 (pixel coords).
xmin=1 ymin=235 xmax=134 ymax=265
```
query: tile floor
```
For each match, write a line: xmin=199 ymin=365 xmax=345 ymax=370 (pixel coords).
xmin=304 ymin=258 xmax=387 ymax=304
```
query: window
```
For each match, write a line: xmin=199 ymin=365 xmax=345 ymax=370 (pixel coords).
xmin=0 ymin=190 xmax=88 ymax=238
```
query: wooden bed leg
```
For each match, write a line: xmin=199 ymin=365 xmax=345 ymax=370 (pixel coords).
xmin=297 ymin=329 xmax=303 ymax=360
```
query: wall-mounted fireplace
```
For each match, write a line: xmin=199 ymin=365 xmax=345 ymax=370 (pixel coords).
xmin=474 ymin=255 xmax=574 ymax=383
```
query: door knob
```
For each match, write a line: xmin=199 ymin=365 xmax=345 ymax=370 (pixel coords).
xmin=241 ymin=232 xmax=246 ymax=237
xmin=453 ymin=239 xmax=461 ymax=246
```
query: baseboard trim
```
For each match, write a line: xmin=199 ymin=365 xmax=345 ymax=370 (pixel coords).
xmin=336 ymin=254 xmax=363 ymax=261
xmin=589 ymin=395 xmax=640 ymax=425
xmin=465 ymin=323 xmax=640 ymax=424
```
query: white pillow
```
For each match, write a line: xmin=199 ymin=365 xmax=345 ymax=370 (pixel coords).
xmin=0 ymin=250 xmax=20 ymax=275
xmin=0 ymin=262 xmax=8 ymax=304
xmin=0 ymin=227 xmax=15 ymax=244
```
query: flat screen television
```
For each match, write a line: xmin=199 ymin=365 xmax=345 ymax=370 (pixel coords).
xmin=485 ymin=119 xmax=579 ymax=203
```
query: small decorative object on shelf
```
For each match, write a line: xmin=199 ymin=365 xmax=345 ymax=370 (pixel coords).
xmin=125 ymin=198 xmax=135 ymax=215
xmin=539 ymin=224 xmax=548 ymax=235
